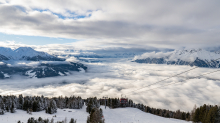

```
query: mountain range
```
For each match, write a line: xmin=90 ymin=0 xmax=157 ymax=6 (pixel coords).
xmin=134 ymin=49 xmax=220 ymax=68
xmin=0 ymin=47 xmax=87 ymax=79
xmin=0 ymin=47 xmax=64 ymax=61
xmin=52 ymin=49 xmax=152 ymax=59
xmin=1 ymin=47 xmax=220 ymax=79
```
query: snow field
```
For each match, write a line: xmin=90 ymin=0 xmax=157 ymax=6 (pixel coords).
xmin=0 ymin=105 xmax=191 ymax=123
xmin=100 ymin=106 xmax=190 ymax=123
xmin=0 ymin=106 xmax=88 ymax=123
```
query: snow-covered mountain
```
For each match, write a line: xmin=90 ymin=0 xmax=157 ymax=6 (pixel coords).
xmin=0 ymin=47 xmax=64 ymax=61
xmin=0 ymin=47 xmax=87 ymax=79
xmin=134 ymin=49 xmax=220 ymax=68
xmin=0 ymin=62 xmax=87 ymax=79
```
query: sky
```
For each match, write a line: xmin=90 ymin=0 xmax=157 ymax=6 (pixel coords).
xmin=0 ymin=0 xmax=220 ymax=50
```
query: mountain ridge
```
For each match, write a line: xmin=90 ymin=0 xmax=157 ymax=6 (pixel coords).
xmin=134 ymin=48 xmax=220 ymax=68
xmin=0 ymin=47 xmax=87 ymax=79
xmin=0 ymin=47 xmax=64 ymax=61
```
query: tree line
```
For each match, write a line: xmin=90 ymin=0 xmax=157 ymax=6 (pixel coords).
xmin=191 ymin=104 xmax=220 ymax=123
xmin=100 ymin=98 xmax=220 ymax=123
xmin=0 ymin=95 xmax=84 ymax=115
xmin=1 ymin=95 xmax=220 ymax=123
xmin=17 ymin=117 xmax=77 ymax=123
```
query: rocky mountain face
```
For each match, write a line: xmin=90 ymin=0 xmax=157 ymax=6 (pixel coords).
xmin=134 ymin=49 xmax=220 ymax=68
xmin=0 ymin=47 xmax=87 ymax=79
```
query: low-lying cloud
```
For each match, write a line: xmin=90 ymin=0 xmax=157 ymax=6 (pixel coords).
xmin=134 ymin=51 xmax=172 ymax=59
xmin=3 ymin=60 xmax=72 ymax=67
xmin=0 ymin=59 xmax=220 ymax=112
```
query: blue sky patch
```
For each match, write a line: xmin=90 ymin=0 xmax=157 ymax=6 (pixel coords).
xmin=0 ymin=33 xmax=78 ymax=45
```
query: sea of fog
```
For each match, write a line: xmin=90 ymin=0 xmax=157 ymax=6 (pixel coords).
xmin=0 ymin=58 xmax=220 ymax=111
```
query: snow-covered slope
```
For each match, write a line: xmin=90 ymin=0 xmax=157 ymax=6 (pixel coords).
xmin=0 ymin=47 xmax=64 ymax=61
xmin=0 ymin=105 xmax=190 ymax=123
xmin=0 ymin=62 xmax=87 ymax=79
xmin=0 ymin=47 xmax=89 ymax=79
xmin=14 ymin=47 xmax=50 ymax=59
xmin=101 ymin=106 xmax=189 ymax=123
xmin=170 ymin=49 xmax=220 ymax=62
xmin=0 ymin=47 xmax=13 ymax=60
xmin=134 ymin=49 xmax=220 ymax=68
xmin=0 ymin=106 xmax=89 ymax=123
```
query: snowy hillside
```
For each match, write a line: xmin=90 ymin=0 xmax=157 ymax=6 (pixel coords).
xmin=0 ymin=47 xmax=89 ymax=79
xmin=101 ymin=106 xmax=189 ymax=123
xmin=134 ymin=49 xmax=220 ymax=68
xmin=0 ymin=47 xmax=64 ymax=61
xmin=0 ymin=105 xmax=190 ymax=123
xmin=0 ymin=62 xmax=87 ymax=79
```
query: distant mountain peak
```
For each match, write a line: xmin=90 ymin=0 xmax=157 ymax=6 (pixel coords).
xmin=0 ymin=47 xmax=64 ymax=61
xmin=14 ymin=47 xmax=35 ymax=52
xmin=134 ymin=48 xmax=220 ymax=68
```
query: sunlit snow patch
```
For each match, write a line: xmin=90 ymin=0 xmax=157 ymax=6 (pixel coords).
xmin=25 ymin=70 xmax=36 ymax=78
xmin=79 ymin=68 xmax=85 ymax=73
xmin=59 ymin=72 xmax=65 ymax=76
xmin=3 ymin=73 xmax=10 ymax=78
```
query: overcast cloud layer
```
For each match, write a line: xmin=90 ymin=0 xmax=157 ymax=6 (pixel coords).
xmin=0 ymin=0 xmax=220 ymax=49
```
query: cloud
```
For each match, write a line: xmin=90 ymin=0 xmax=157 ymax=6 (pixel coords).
xmin=0 ymin=60 xmax=220 ymax=111
xmin=0 ymin=0 xmax=219 ymax=48
xmin=6 ymin=61 xmax=40 ymax=67
xmin=3 ymin=60 xmax=72 ymax=68
xmin=0 ymin=61 xmax=5 ymax=65
xmin=65 ymin=57 xmax=79 ymax=62
xmin=134 ymin=51 xmax=173 ymax=60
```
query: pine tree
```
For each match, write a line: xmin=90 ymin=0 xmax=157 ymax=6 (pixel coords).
xmin=193 ymin=108 xmax=200 ymax=122
xmin=69 ymin=118 xmax=77 ymax=123
xmin=32 ymin=101 xmax=38 ymax=112
xmin=38 ymin=117 xmax=43 ymax=121
xmin=205 ymin=106 xmax=218 ymax=123
xmin=181 ymin=112 xmax=186 ymax=120
xmin=6 ymin=106 xmax=9 ymax=112
xmin=215 ymin=106 xmax=220 ymax=123
xmin=165 ymin=112 xmax=170 ymax=118
xmin=18 ymin=94 xmax=24 ymax=109
xmin=10 ymin=103 xmax=15 ymax=113
xmin=51 ymin=118 xmax=54 ymax=123
xmin=87 ymin=108 xmax=105 ymax=123
xmin=23 ymin=100 xmax=29 ymax=110
xmin=199 ymin=104 xmax=206 ymax=122
xmin=186 ymin=112 xmax=190 ymax=121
